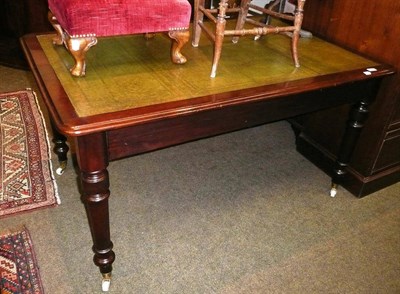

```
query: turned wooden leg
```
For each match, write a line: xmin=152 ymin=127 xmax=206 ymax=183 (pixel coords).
xmin=75 ymin=133 xmax=115 ymax=291
xmin=292 ymin=0 xmax=305 ymax=68
xmin=192 ymin=0 xmax=205 ymax=47
xmin=64 ymin=36 xmax=97 ymax=77
xmin=232 ymin=0 xmax=250 ymax=43
xmin=50 ymin=120 xmax=69 ymax=175
xmin=330 ymin=98 xmax=370 ymax=197
xmin=48 ymin=11 xmax=65 ymax=46
xmin=211 ymin=0 xmax=228 ymax=78
xmin=168 ymin=29 xmax=190 ymax=64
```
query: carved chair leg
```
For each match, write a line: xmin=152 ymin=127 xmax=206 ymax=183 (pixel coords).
xmin=48 ymin=10 xmax=97 ymax=77
xmin=65 ymin=36 xmax=98 ymax=77
xmin=48 ymin=11 xmax=65 ymax=46
xmin=168 ymin=29 xmax=190 ymax=64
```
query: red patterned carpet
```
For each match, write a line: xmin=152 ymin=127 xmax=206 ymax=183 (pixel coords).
xmin=0 ymin=227 xmax=44 ymax=293
xmin=0 ymin=90 xmax=59 ymax=217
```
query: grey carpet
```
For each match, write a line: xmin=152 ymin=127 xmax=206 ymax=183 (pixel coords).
xmin=1 ymin=65 xmax=399 ymax=293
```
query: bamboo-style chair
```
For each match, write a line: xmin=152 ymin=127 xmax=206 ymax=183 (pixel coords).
xmin=192 ymin=0 xmax=306 ymax=77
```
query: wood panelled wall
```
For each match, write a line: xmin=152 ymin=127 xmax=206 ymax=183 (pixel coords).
xmin=0 ymin=0 xmax=51 ymax=68
xmin=293 ymin=0 xmax=400 ymax=196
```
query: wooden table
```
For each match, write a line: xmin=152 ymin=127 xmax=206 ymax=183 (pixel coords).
xmin=21 ymin=31 xmax=394 ymax=290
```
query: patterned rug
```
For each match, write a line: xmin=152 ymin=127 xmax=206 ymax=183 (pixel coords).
xmin=0 ymin=227 xmax=44 ymax=293
xmin=0 ymin=90 xmax=59 ymax=218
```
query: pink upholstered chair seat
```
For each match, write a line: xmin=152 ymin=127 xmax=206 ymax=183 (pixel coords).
xmin=49 ymin=0 xmax=191 ymax=37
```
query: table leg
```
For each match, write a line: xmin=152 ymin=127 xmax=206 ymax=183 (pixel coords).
xmin=50 ymin=120 xmax=69 ymax=175
xmin=330 ymin=98 xmax=370 ymax=197
xmin=75 ymin=133 xmax=115 ymax=291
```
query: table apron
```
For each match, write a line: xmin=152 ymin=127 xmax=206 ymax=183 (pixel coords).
xmin=107 ymin=78 xmax=381 ymax=161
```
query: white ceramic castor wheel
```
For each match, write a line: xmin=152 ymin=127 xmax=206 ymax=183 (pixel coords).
xmin=330 ymin=183 xmax=338 ymax=197
xmin=102 ymin=273 xmax=111 ymax=292
xmin=330 ymin=188 xmax=337 ymax=197
xmin=56 ymin=161 xmax=67 ymax=175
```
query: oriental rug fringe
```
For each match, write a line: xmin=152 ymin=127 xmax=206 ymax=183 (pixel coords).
xmin=0 ymin=90 xmax=59 ymax=218
xmin=0 ymin=226 xmax=44 ymax=293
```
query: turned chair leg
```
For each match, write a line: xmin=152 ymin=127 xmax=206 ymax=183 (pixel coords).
xmin=168 ymin=29 xmax=190 ymax=64
xmin=210 ymin=0 xmax=229 ymax=78
xmin=292 ymin=0 xmax=305 ymax=67
xmin=232 ymin=0 xmax=250 ymax=44
xmin=192 ymin=0 xmax=206 ymax=47
xmin=291 ymin=30 xmax=300 ymax=68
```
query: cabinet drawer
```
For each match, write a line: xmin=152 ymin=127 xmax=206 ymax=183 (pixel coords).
xmin=374 ymin=130 xmax=400 ymax=171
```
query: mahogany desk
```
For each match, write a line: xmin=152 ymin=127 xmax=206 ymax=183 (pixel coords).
xmin=21 ymin=32 xmax=394 ymax=290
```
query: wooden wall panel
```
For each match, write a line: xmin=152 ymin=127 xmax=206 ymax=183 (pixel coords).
xmin=303 ymin=0 xmax=400 ymax=67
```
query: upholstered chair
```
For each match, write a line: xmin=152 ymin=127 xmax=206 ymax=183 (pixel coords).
xmin=48 ymin=0 xmax=192 ymax=77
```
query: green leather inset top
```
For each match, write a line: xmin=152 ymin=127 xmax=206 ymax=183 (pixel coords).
xmin=38 ymin=29 xmax=378 ymax=117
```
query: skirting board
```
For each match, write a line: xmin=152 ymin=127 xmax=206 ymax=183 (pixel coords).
xmin=295 ymin=132 xmax=400 ymax=198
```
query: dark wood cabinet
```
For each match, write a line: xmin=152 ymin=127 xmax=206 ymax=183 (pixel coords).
xmin=292 ymin=0 xmax=400 ymax=197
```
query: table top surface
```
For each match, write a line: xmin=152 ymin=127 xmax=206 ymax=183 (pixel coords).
xmin=22 ymin=28 xmax=394 ymax=136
